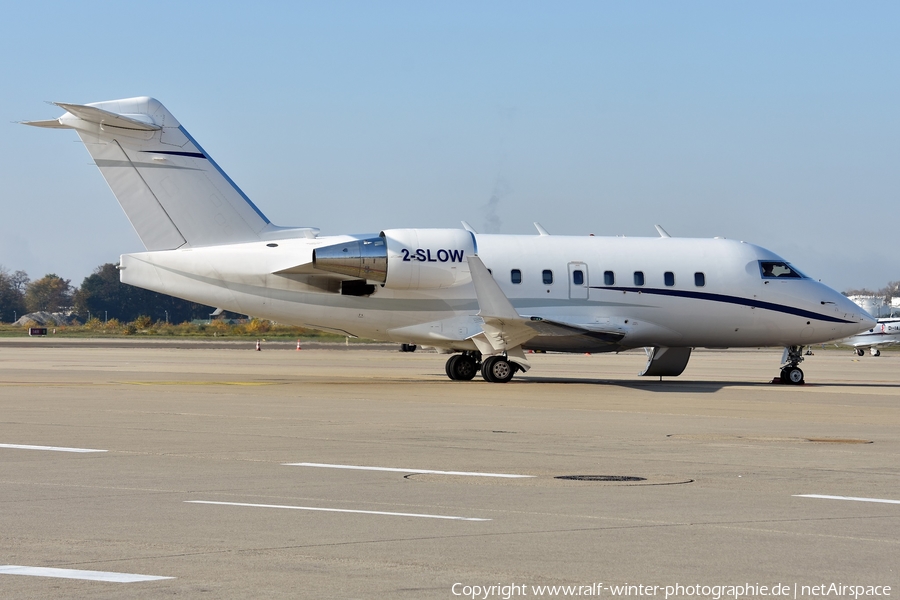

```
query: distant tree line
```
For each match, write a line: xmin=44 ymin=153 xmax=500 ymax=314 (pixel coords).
xmin=0 ymin=263 xmax=216 ymax=324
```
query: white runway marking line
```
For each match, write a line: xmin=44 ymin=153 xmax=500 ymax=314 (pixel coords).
xmin=794 ymin=494 xmax=900 ymax=505
xmin=0 ymin=443 xmax=107 ymax=453
xmin=186 ymin=500 xmax=491 ymax=521
xmin=284 ymin=462 xmax=534 ymax=478
xmin=0 ymin=565 xmax=173 ymax=583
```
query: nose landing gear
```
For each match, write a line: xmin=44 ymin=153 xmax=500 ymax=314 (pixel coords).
xmin=778 ymin=345 xmax=805 ymax=385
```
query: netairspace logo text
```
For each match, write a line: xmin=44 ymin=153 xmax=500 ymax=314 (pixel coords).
xmin=451 ymin=582 xmax=892 ymax=599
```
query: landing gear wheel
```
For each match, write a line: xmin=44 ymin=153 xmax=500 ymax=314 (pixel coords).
xmin=855 ymin=348 xmax=864 ymax=356
xmin=445 ymin=355 xmax=460 ymax=380
xmin=870 ymin=348 xmax=881 ymax=357
xmin=445 ymin=354 xmax=478 ymax=381
xmin=481 ymin=356 xmax=515 ymax=383
xmin=781 ymin=366 xmax=804 ymax=385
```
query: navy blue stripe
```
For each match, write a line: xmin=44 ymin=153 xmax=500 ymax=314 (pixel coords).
xmin=177 ymin=126 xmax=271 ymax=225
xmin=592 ymin=286 xmax=855 ymax=324
xmin=141 ymin=150 xmax=206 ymax=159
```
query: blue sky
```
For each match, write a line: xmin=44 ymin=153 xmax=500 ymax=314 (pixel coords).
xmin=2 ymin=1 xmax=897 ymax=292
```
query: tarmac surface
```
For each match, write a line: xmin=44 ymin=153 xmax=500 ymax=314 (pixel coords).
xmin=0 ymin=341 xmax=898 ymax=599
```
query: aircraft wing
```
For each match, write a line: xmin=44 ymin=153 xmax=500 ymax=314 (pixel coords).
xmin=521 ymin=316 xmax=626 ymax=343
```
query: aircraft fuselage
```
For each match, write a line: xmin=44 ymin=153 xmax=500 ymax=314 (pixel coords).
xmin=120 ymin=233 xmax=869 ymax=352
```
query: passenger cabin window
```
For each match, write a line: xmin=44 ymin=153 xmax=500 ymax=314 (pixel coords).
xmin=511 ymin=269 xmax=522 ymax=284
xmin=759 ymin=261 xmax=805 ymax=279
xmin=694 ymin=272 xmax=705 ymax=287
xmin=572 ymin=270 xmax=584 ymax=286
xmin=664 ymin=272 xmax=675 ymax=286
xmin=604 ymin=271 xmax=615 ymax=286
xmin=634 ymin=271 xmax=645 ymax=286
xmin=542 ymin=270 xmax=553 ymax=285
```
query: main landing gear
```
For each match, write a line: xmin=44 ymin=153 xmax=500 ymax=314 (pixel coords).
xmin=855 ymin=347 xmax=880 ymax=357
xmin=778 ymin=345 xmax=805 ymax=385
xmin=445 ymin=352 xmax=479 ymax=380
xmin=445 ymin=352 xmax=519 ymax=383
xmin=481 ymin=355 xmax=516 ymax=383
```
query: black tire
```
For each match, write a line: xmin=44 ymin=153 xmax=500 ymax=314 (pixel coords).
xmin=855 ymin=348 xmax=864 ymax=356
xmin=481 ymin=356 xmax=497 ymax=382
xmin=785 ymin=367 xmax=804 ymax=385
xmin=453 ymin=355 xmax=478 ymax=380
xmin=482 ymin=356 xmax=515 ymax=383
xmin=445 ymin=355 xmax=460 ymax=380
xmin=872 ymin=348 xmax=881 ymax=357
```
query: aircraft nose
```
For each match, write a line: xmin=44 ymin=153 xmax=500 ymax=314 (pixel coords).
xmin=859 ymin=311 xmax=877 ymax=329
xmin=822 ymin=288 xmax=875 ymax=335
xmin=839 ymin=297 xmax=876 ymax=334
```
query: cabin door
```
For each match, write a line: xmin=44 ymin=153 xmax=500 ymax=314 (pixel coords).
xmin=568 ymin=262 xmax=588 ymax=300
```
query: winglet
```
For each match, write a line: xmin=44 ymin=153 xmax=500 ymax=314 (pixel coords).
xmin=534 ymin=222 xmax=550 ymax=236
xmin=466 ymin=255 xmax=535 ymax=367
xmin=466 ymin=255 xmax=519 ymax=320
xmin=461 ymin=221 xmax=477 ymax=234
xmin=654 ymin=225 xmax=671 ymax=238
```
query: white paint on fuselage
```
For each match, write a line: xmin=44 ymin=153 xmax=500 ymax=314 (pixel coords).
xmin=119 ymin=232 xmax=872 ymax=352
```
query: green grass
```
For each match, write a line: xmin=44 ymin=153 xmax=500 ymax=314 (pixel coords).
xmin=0 ymin=320 xmax=366 ymax=342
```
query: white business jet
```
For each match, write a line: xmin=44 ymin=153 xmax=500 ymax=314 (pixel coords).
xmin=835 ymin=318 xmax=900 ymax=356
xmin=25 ymin=98 xmax=874 ymax=384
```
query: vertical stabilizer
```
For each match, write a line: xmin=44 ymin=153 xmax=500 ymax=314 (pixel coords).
xmin=26 ymin=97 xmax=272 ymax=250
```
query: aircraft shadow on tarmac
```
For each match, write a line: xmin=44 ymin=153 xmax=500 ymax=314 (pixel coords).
xmin=512 ymin=376 xmax=900 ymax=393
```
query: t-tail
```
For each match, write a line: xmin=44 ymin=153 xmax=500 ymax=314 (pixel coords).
xmin=24 ymin=97 xmax=317 ymax=250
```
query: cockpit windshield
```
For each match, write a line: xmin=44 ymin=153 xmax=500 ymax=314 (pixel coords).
xmin=759 ymin=261 xmax=807 ymax=279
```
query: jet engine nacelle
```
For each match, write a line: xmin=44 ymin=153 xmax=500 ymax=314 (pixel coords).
xmin=312 ymin=229 xmax=475 ymax=290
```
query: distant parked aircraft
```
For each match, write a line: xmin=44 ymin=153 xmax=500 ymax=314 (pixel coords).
xmin=835 ymin=318 xmax=900 ymax=356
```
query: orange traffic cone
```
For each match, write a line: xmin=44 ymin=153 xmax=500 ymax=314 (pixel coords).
xmin=255 ymin=340 xmax=261 ymax=351
xmin=296 ymin=339 xmax=302 ymax=351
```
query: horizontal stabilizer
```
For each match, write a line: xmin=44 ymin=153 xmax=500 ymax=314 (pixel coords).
xmin=21 ymin=119 xmax=71 ymax=129
xmin=52 ymin=102 xmax=161 ymax=131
